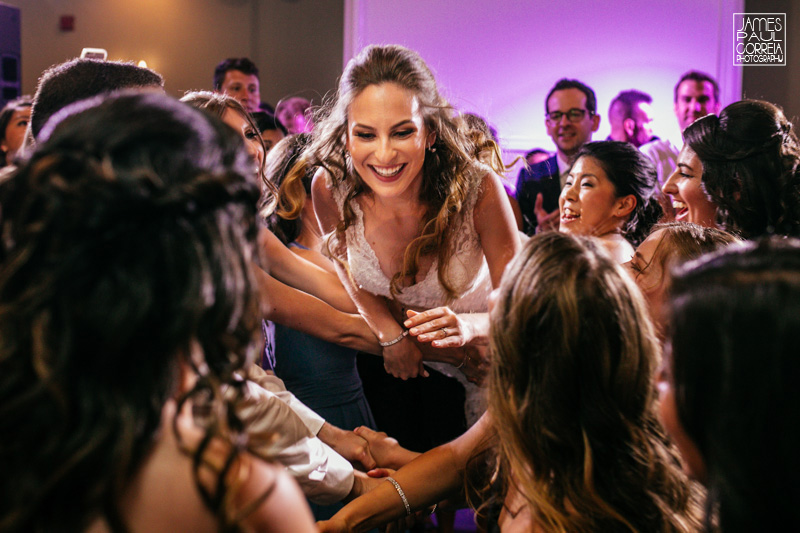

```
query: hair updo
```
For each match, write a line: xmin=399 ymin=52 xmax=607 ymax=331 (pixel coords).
xmin=684 ymin=99 xmax=800 ymax=238
xmin=0 ymin=91 xmax=265 ymax=531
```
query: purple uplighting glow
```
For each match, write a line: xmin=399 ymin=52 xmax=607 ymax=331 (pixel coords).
xmin=345 ymin=0 xmax=742 ymax=158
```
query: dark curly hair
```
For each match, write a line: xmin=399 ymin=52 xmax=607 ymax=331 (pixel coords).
xmin=684 ymin=99 xmax=800 ymax=239
xmin=0 ymin=92 xmax=266 ymax=531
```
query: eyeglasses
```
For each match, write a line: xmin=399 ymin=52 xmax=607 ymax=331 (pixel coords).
xmin=545 ymin=108 xmax=592 ymax=123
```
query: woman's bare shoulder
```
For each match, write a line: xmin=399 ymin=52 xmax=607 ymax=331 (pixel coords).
xmin=238 ymin=453 xmax=317 ymax=532
xmin=110 ymin=403 xmax=315 ymax=533
xmin=102 ymin=408 xmax=218 ymax=533
xmin=311 ymin=166 xmax=335 ymax=195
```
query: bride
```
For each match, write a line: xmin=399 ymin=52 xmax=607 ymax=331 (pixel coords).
xmin=282 ymin=44 xmax=519 ymax=427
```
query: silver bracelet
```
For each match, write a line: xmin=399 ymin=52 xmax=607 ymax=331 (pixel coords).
xmin=386 ymin=476 xmax=412 ymax=516
xmin=379 ymin=329 xmax=408 ymax=347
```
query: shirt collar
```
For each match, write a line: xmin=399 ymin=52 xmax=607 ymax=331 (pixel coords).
xmin=556 ymin=152 xmax=571 ymax=189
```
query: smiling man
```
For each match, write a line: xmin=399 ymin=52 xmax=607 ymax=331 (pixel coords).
xmin=516 ymin=78 xmax=600 ymax=235
xmin=641 ymin=70 xmax=721 ymax=185
xmin=674 ymin=70 xmax=720 ymax=132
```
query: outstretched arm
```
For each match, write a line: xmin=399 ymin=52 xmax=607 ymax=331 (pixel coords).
xmin=318 ymin=414 xmax=494 ymax=533
xmin=257 ymin=228 xmax=357 ymax=314
xmin=254 ymin=267 xmax=380 ymax=355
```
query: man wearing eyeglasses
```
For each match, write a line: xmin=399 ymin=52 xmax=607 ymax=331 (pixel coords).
xmin=516 ymin=78 xmax=600 ymax=235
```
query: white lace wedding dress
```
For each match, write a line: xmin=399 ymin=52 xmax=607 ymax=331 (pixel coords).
xmin=329 ymin=162 xmax=492 ymax=425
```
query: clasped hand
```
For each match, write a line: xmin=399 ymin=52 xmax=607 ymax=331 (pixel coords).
xmin=403 ymin=307 xmax=473 ymax=348
xmin=381 ymin=337 xmax=428 ymax=380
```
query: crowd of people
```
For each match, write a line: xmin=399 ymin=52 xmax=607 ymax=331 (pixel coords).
xmin=0 ymin=43 xmax=798 ymax=533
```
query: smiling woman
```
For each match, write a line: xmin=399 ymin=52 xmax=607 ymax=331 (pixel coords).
xmin=346 ymin=83 xmax=430 ymax=201
xmin=662 ymin=145 xmax=718 ymax=227
xmin=279 ymin=44 xmax=520 ymax=456
xmin=682 ymin=99 xmax=800 ymax=239
xmin=304 ymin=44 xmax=520 ymax=378
xmin=559 ymin=141 xmax=662 ymax=263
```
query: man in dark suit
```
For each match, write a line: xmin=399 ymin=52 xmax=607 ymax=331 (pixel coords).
xmin=516 ymin=78 xmax=600 ymax=235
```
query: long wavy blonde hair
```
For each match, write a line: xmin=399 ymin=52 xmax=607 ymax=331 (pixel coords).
xmin=487 ymin=232 xmax=702 ymax=532
xmin=280 ymin=44 xmax=504 ymax=299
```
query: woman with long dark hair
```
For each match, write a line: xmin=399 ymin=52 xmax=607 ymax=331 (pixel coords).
xmin=663 ymin=237 xmax=800 ymax=531
xmin=0 ymin=92 xmax=315 ymax=532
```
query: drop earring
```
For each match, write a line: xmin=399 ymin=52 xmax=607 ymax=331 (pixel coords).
xmin=427 ymin=145 xmax=436 ymax=153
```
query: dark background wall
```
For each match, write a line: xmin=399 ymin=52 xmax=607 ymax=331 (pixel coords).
xmin=0 ymin=0 xmax=344 ymax=108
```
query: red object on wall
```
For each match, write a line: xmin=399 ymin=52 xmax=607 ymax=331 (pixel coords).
xmin=59 ymin=15 xmax=74 ymax=32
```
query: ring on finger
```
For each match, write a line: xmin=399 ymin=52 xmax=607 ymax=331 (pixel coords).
xmin=440 ymin=327 xmax=448 ymax=338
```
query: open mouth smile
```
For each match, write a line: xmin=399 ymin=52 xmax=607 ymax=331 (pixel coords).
xmin=370 ymin=163 xmax=405 ymax=179
xmin=673 ymin=200 xmax=689 ymax=219
xmin=561 ymin=207 xmax=580 ymax=222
